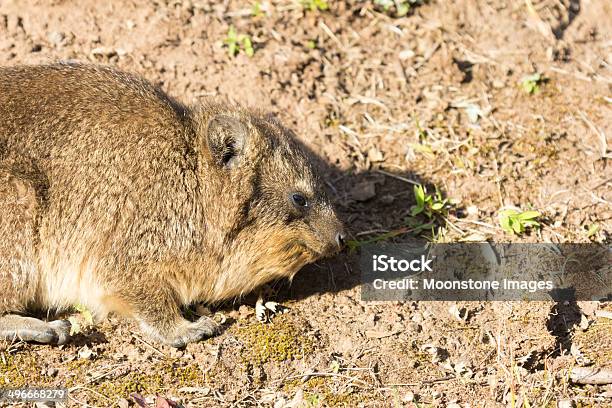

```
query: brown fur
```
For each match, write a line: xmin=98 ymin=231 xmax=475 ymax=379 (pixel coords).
xmin=0 ymin=63 xmax=344 ymax=347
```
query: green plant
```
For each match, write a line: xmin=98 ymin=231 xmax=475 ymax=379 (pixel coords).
xmin=410 ymin=184 xmax=450 ymax=219
xmin=68 ymin=304 xmax=94 ymax=335
xmin=585 ymin=223 xmax=599 ymax=238
xmin=345 ymin=185 xmax=455 ymax=251
xmin=521 ymin=73 xmax=545 ymax=94
xmin=301 ymin=0 xmax=328 ymax=12
xmin=374 ymin=0 xmax=421 ymax=17
xmin=498 ymin=209 xmax=541 ymax=235
xmin=305 ymin=393 xmax=321 ymax=407
xmin=251 ymin=1 xmax=263 ymax=17
xmin=224 ymin=25 xmax=254 ymax=57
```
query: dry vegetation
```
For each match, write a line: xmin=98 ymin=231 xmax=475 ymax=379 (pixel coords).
xmin=0 ymin=0 xmax=611 ymax=407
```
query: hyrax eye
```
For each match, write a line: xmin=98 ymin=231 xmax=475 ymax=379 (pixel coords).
xmin=291 ymin=193 xmax=308 ymax=208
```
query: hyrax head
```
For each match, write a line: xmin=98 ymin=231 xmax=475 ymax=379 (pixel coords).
xmin=195 ymin=104 xmax=345 ymax=277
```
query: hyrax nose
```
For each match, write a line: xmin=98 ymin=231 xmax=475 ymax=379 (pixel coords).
xmin=335 ymin=231 xmax=346 ymax=249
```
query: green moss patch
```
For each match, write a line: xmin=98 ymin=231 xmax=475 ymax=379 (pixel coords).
xmin=235 ymin=317 xmax=315 ymax=364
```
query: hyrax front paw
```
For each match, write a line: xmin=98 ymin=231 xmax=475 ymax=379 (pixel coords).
xmin=48 ymin=319 xmax=72 ymax=345
xmin=0 ymin=316 xmax=71 ymax=345
xmin=255 ymin=299 xmax=289 ymax=323
xmin=165 ymin=317 xmax=218 ymax=348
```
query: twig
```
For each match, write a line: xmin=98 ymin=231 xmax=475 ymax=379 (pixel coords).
xmin=578 ymin=110 xmax=609 ymax=158
xmin=384 ymin=374 xmax=456 ymax=387
xmin=569 ymin=367 xmax=612 ymax=385
xmin=455 ymin=218 xmax=500 ymax=231
xmin=375 ymin=169 xmax=419 ymax=185
xmin=319 ymin=21 xmax=344 ymax=50
xmin=595 ymin=310 xmax=612 ymax=320
xmin=274 ymin=371 xmax=370 ymax=387
xmin=441 ymin=215 xmax=466 ymax=236
xmin=84 ymin=364 xmax=126 ymax=385
xmin=413 ymin=41 xmax=441 ymax=72
xmin=130 ymin=332 xmax=167 ymax=357
xmin=68 ymin=386 xmax=113 ymax=407
xmin=356 ymin=229 xmax=390 ymax=236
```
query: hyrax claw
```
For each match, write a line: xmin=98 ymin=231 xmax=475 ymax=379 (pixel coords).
xmin=256 ymin=298 xmax=290 ymax=323
xmin=166 ymin=317 xmax=219 ymax=348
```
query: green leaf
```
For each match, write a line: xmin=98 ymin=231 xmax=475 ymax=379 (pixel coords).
xmin=397 ymin=3 xmax=410 ymax=16
xmin=521 ymin=73 xmax=542 ymax=94
xmin=414 ymin=185 xmax=425 ymax=207
xmin=500 ymin=209 xmax=519 ymax=217
xmin=68 ymin=317 xmax=80 ymax=335
xmin=410 ymin=205 xmax=423 ymax=216
xmin=75 ymin=304 xmax=94 ymax=325
xmin=512 ymin=219 xmax=523 ymax=234
xmin=316 ymin=0 xmax=329 ymax=10
xmin=517 ymin=210 xmax=540 ymax=220
xmin=374 ymin=0 xmax=394 ymax=10
xmin=346 ymin=239 xmax=361 ymax=253
xmin=413 ymin=222 xmax=435 ymax=233
xmin=586 ymin=224 xmax=599 ymax=238
xmin=251 ymin=1 xmax=262 ymax=17
xmin=499 ymin=214 xmax=513 ymax=234
xmin=228 ymin=42 xmax=237 ymax=57
xmin=242 ymin=37 xmax=254 ymax=57
xmin=431 ymin=202 xmax=444 ymax=211
xmin=226 ymin=25 xmax=237 ymax=42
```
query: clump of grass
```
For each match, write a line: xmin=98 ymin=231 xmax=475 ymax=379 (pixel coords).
xmin=410 ymin=184 xmax=450 ymax=220
xmin=225 ymin=25 xmax=254 ymax=57
xmin=498 ymin=209 xmax=541 ymax=235
xmin=346 ymin=184 xmax=456 ymax=251
xmin=301 ymin=0 xmax=328 ymax=12
xmin=521 ymin=73 xmax=547 ymax=94
xmin=405 ymin=184 xmax=455 ymax=237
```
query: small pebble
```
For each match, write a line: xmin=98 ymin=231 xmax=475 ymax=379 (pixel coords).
xmin=402 ymin=391 xmax=415 ymax=402
xmin=47 ymin=31 xmax=65 ymax=46
xmin=408 ymin=322 xmax=422 ymax=333
xmin=411 ymin=312 xmax=424 ymax=323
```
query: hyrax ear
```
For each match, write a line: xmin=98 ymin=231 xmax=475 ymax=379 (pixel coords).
xmin=206 ymin=115 xmax=249 ymax=168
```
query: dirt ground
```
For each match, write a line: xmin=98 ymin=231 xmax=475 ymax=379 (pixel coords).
xmin=1 ymin=0 xmax=611 ymax=407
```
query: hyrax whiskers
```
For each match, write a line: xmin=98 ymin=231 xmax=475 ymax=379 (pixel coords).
xmin=0 ymin=63 xmax=345 ymax=347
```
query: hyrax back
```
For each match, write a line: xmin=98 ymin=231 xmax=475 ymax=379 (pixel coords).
xmin=0 ymin=63 xmax=344 ymax=347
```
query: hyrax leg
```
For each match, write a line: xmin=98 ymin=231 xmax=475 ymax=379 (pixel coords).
xmin=0 ymin=315 xmax=71 ymax=345
xmin=109 ymin=278 xmax=218 ymax=348
xmin=0 ymin=164 xmax=70 ymax=344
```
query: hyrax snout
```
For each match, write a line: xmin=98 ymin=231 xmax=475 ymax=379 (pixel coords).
xmin=0 ymin=63 xmax=344 ymax=347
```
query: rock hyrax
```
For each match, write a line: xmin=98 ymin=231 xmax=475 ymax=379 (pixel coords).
xmin=0 ymin=63 xmax=345 ymax=347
